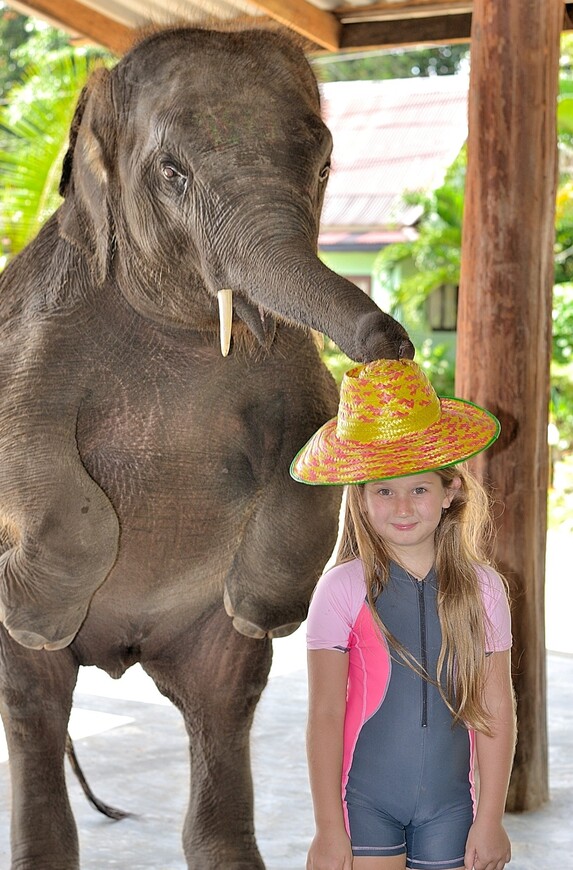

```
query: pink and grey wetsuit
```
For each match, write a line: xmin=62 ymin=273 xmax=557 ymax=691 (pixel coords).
xmin=307 ymin=559 xmax=511 ymax=870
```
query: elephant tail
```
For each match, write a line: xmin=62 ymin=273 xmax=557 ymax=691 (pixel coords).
xmin=65 ymin=732 xmax=133 ymax=821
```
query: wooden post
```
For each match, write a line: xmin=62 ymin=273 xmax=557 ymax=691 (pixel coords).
xmin=456 ymin=0 xmax=562 ymax=810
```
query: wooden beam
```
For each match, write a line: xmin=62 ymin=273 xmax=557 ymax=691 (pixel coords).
xmin=5 ymin=0 xmax=134 ymax=54
xmin=340 ymin=12 xmax=471 ymax=49
xmin=337 ymin=1 xmax=473 ymax=22
xmin=245 ymin=0 xmax=341 ymax=51
xmin=8 ymin=0 xmax=573 ymax=54
xmin=457 ymin=0 xmax=561 ymax=811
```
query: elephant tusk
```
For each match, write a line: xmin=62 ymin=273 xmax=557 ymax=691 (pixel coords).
xmin=312 ymin=330 xmax=325 ymax=352
xmin=217 ymin=288 xmax=233 ymax=357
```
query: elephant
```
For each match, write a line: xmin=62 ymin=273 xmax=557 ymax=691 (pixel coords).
xmin=0 ymin=24 xmax=413 ymax=869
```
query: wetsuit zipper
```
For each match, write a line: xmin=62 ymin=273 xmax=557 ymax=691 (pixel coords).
xmin=416 ymin=579 xmax=428 ymax=727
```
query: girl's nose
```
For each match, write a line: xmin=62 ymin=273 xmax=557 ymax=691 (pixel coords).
xmin=395 ymin=495 xmax=413 ymax=517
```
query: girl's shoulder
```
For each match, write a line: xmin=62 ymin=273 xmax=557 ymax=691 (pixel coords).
xmin=474 ymin=563 xmax=512 ymax=651
xmin=306 ymin=559 xmax=367 ymax=650
xmin=474 ymin=563 xmax=508 ymax=601
xmin=314 ymin=559 xmax=367 ymax=604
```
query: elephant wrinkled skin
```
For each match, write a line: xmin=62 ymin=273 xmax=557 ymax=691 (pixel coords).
xmin=0 ymin=25 xmax=413 ymax=869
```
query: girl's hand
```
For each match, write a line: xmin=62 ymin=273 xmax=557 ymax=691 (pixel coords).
xmin=464 ymin=818 xmax=511 ymax=870
xmin=306 ymin=828 xmax=353 ymax=869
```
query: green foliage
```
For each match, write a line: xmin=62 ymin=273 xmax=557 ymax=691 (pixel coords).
xmin=0 ymin=4 xmax=71 ymax=101
xmin=375 ymin=149 xmax=465 ymax=334
xmin=320 ymin=338 xmax=353 ymax=388
xmin=0 ymin=6 xmax=28 ymax=100
xmin=550 ymin=364 xmax=573 ymax=461
xmin=313 ymin=44 xmax=469 ymax=83
xmin=319 ymin=336 xmax=454 ymax=399
xmin=553 ymin=283 xmax=573 ymax=365
xmin=415 ymin=340 xmax=455 ymax=397
xmin=557 ymin=94 xmax=573 ymax=148
xmin=0 ymin=46 xmax=112 ymax=262
xmin=551 ymin=283 xmax=573 ymax=460
xmin=554 ymin=202 xmax=573 ymax=284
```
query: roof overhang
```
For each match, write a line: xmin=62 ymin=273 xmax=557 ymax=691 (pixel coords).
xmin=8 ymin=0 xmax=571 ymax=56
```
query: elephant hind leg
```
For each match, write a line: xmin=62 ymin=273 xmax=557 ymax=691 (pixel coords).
xmin=143 ymin=604 xmax=272 ymax=870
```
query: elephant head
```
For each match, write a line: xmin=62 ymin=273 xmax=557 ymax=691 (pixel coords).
xmin=58 ymin=26 xmax=413 ymax=363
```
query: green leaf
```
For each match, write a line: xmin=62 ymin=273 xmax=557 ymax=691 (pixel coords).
xmin=557 ymin=97 xmax=573 ymax=136
xmin=0 ymin=47 xmax=113 ymax=259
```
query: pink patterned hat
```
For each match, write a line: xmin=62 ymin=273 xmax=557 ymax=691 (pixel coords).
xmin=290 ymin=359 xmax=500 ymax=485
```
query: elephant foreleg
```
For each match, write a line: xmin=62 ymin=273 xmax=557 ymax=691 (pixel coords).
xmin=0 ymin=628 xmax=80 ymax=869
xmin=143 ymin=605 xmax=272 ymax=870
xmin=0 ymin=434 xmax=120 ymax=650
xmin=224 ymin=473 xmax=340 ymax=639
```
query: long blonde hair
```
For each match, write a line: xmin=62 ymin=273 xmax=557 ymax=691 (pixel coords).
xmin=337 ymin=465 xmax=505 ymax=734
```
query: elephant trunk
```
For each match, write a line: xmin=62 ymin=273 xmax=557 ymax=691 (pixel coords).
xmin=229 ymin=243 xmax=414 ymax=363
xmin=201 ymin=175 xmax=414 ymax=362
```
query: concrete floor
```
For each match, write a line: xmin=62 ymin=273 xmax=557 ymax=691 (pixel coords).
xmin=0 ymin=527 xmax=571 ymax=868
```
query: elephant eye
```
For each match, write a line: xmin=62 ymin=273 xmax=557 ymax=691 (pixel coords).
xmin=160 ymin=160 xmax=188 ymax=194
xmin=162 ymin=164 xmax=179 ymax=179
xmin=319 ymin=161 xmax=331 ymax=183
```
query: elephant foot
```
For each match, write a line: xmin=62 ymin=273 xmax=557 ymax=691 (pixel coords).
xmin=223 ymin=587 xmax=301 ymax=640
xmin=0 ymin=550 xmax=90 ymax=649
xmin=0 ymin=590 xmax=84 ymax=650
xmin=5 ymin=626 xmax=78 ymax=651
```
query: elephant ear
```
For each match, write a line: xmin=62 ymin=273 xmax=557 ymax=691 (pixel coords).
xmin=58 ymin=67 xmax=116 ymax=284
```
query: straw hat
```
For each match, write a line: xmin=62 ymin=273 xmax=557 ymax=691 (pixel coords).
xmin=290 ymin=359 xmax=500 ymax=485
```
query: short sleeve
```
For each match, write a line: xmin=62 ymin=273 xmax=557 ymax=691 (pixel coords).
xmin=306 ymin=560 xmax=367 ymax=652
xmin=477 ymin=565 xmax=512 ymax=652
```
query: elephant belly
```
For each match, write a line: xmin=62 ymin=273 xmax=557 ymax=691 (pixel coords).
xmin=73 ymin=438 xmax=286 ymax=665
xmin=80 ymin=442 xmax=253 ymax=589
xmin=71 ymin=350 xmax=339 ymax=668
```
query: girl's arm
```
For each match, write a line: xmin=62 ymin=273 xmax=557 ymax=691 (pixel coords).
xmin=464 ymin=649 xmax=516 ymax=870
xmin=306 ymin=648 xmax=352 ymax=870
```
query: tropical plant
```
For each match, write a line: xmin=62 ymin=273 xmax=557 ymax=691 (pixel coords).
xmin=551 ymin=282 xmax=573 ymax=451
xmin=375 ymin=149 xmax=465 ymax=333
xmin=313 ymin=43 xmax=469 ymax=83
xmin=0 ymin=4 xmax=30 ymax=101
xmin=0 ymin=37 xmax=112 ymax=265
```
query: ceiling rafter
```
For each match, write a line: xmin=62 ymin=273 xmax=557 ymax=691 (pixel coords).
xmin=339 ymin=12 xmax=472 ymax=50
xmin=8 ymin=0 xmax=134 ymax=53
xmin=5 ymin=0 xmax=573 ymax=55
xmin=335 ymin=1 xmax=473 ymax=23
xmin=243 ymin=0 xmax=341 ymax=51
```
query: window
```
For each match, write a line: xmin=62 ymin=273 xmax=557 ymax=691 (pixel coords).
xmin=426 ymin=284 xmax=458 ymax=331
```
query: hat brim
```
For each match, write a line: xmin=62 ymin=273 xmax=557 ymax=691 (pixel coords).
xmin=290 ymin=398 xmax=500 ymax=485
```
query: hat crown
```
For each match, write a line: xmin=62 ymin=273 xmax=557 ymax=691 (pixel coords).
xmin=290 ymin=357 xmax=500 ymax=486
xmin=336 ymin=359 xmax=440 ymax=443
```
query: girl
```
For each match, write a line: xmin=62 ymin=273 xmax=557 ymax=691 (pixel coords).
xmin=290 ymin=359 xmax=516 ymax=870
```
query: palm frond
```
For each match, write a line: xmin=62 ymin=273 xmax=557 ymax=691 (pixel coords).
xmin=0 ymin=49 xmax=112 ymax=259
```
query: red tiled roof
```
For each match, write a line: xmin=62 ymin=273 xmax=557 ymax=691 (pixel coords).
xmin=318 ymin=75 xmax=469 ymax=234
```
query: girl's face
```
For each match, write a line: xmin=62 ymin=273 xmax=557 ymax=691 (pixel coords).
xmin=363 ymin=472 xmax=460 ymax=564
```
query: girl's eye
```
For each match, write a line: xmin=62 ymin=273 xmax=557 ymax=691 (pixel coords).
xmin=377 ymin=488 xmax=391 ymax=496
xmin=413 ymin=487 xmax=427 ymax=495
